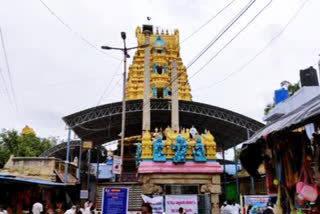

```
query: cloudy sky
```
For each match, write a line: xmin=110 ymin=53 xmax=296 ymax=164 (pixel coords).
xmin=0 ymin=0 xmax=319 ymax=142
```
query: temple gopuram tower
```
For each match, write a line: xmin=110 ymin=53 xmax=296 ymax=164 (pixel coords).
xmin=125 ymin=26 xmax=191 ymax=101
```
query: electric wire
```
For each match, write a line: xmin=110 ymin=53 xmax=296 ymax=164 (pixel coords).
xmin=75 ymin=61 xmax=123 ymax=132
xmin=140 ymin=0 xmax=258 ymax=110
xmin=186 ymin=0 xmax=256 ymax=70
xmin=181 ymin=0 xmax=237 ymax=44
xmin=68 ymin=0 xmax=271 ymax=133
xmin=39 ymin=0 xmax=121 ymax=62
xmin=163 ymin=0 xmax=257 ymax=93
xmin=0 ymin=66 xmax=15 ymax=110
xmin=0 ymin=27 xmax=18 ymax=111
xmin=187 ymin=0 xmax=273 ymax=83
xmin=193 ymin=0 xmax=311 ymax=92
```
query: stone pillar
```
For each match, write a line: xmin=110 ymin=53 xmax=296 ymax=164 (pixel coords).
xmin=171 ymin=60 xmax=179 ymax=132
xmin=142 ymin=30 xmax=151 ymax=132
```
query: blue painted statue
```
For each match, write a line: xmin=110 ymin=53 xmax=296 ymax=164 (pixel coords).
xmin=152 ymin=85 xmax=157 ymax=97
xmin=193 ymin=136 xmax=207 ymax=162
xmin=153 ymin=135 xmax=166 ymax=161
xmin=152 ymin=64 xmax=157 ymax=73
xmin=134 ymin=142 xmax=141 ymax=167
xmin=163 ymin=65 xmax=167 ymax=73
xmin=172 ymin=135 xmax=187 ymax=163
xmin=164 ymin=87 xmax=169 ymax=97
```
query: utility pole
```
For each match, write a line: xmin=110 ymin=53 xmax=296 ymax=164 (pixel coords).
xmin=101 ymin=33 xmax=148 ymax=181
xmin=64 ymin=128 xmax=71 ymax=183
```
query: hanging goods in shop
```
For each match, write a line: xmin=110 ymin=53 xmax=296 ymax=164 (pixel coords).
xmin=296 ymin=141 xmax=318 ymax=202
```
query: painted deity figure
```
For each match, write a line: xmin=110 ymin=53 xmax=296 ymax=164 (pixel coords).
xmin=153 ymin=135 xmax=166 ymax=162
xmin=172 ymin=135 xmax=187 ymax=163
xmin=164 ymin=87 xmax=169 ymax=97
xmin=152 ymin=85 xmax=157 ymax=97
xmin=134 ymin=142 xmax=141 ymax=166
xmin=193 ymin=136 xmax=207 ymax=162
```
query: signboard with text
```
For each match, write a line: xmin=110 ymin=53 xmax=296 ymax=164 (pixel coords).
xmin=165 ymin=195 xmax=198 ymax=214
xmin=102 ymin=187 xmax=128 ymax=214
xmin=112 ymin=155 xmax=122 ymax=174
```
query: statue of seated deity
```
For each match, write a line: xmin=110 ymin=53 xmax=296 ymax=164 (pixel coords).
xmin=152 ymin=135 xmax=166 ymax=162
xmin=171 ymin=135 xmax=187 ymax=163
xmin=193 ymin=136 xmax=207 ymax=162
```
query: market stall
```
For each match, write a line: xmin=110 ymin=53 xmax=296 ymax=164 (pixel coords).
xmin=240 ymin=95 xmax=320 ymax=213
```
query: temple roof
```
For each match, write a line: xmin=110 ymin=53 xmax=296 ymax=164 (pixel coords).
xmin=62 ymin=99 xmax=264 ymax=150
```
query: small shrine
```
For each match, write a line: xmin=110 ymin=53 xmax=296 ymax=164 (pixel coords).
xmin=136 ymin=128 xmax=222 ymax=214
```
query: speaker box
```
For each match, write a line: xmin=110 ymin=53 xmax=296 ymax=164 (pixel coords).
xmin=300 ymin=66 xmax=319 ymax=86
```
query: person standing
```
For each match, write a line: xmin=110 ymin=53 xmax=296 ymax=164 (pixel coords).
xmin=64 ymin=205 xmax=76 ymax=214
xmin=231 ymin=199 xmax=240 ymax=214
xmin=141 ymin=203 xmax=152 ymax=214
xmin=178 ymin=207 xmax=186 ymax=214
xmin=223 ymin=200 xmax=233 ymax=214
xmin=221 ymin=201 xmax=227 ymax=214
xmin=32 ymin=201 xmax=43 ymax=214
xmin=263 ymin=203 xmax=274 ymax=214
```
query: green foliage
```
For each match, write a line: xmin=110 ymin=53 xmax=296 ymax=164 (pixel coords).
xmin=0 ymin=129 xmax=56 ymax=167
xmin=287 ymin=83 xmax=300 ymax=96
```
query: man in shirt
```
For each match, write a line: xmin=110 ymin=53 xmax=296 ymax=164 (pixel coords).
xmin=32 ymin=201 xmax=43 ymax=214
xmin=223 ymin=200 xmax=234 ymax=214
xmin=231 ymin=199 xmax=241 ymax=214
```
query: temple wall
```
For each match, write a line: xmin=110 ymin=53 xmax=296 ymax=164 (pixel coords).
xmin=139 ymin=173 xmax=221 ymax=214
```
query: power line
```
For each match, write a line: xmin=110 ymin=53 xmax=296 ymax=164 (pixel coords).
xmin=71 ymin=0 xmax=270 ymax=135
xmin=193 ymin=0 xmax=310 ymax=91
xmin=0 ymin=27 xmax=18 ymax=111
xmin=96 ymin=61 xmax=123 ymax=106
xmin=138 ymin=0 xmax=258 ymax=111
xmin=39 ymin=0 xmax=121 ymax=62
xmin=76 ymin=61 xmax=123 ymax=132
xmin=0 ymin=66 xmax=15 ymax=110
xmin=187 ymin=0 xmax=273 ymax=82
xmin=181 ymin=0 xmax=237 ymax=44
xmin=186 ymin=0 xmax=256 ymax=70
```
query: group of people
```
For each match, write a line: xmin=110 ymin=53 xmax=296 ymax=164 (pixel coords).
xmin=64 ymin=203 xmax=94 ymax=214
xmin=29 ymin=200 xmax=95 ymax=214
xmin=220 ymin=200 xmax=241 ymax=214
xmin=221 ymin=200 xmax=274 ymax=214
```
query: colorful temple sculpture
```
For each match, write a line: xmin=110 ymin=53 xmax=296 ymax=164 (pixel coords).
xmin=125 ymin=27 xmax=192 ymax=101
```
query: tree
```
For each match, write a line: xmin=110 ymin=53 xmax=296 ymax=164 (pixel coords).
xmin=0 ymin=129 xmax=56 ymax=167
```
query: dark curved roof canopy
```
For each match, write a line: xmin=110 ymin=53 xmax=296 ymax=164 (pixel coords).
xmin=63 ymin=99 xmax=263 ymax=150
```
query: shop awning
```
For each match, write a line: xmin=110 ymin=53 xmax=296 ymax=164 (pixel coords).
xmin=0 ymin=175 xmax=73 ymax=186
xmin=243 ymin=94 xmax=320 ymax=145
xmin=240 ymin=94 xmax=320 ymax=178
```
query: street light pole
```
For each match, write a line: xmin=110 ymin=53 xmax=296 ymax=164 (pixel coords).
xmin=101 ymin=32 xmax=148 ymax=182
xmin=120 ymin=32 xmax=127 ymax=182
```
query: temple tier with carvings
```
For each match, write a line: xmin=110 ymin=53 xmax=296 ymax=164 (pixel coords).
xmin=125 ymin=27 xmax=191 ymax=101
